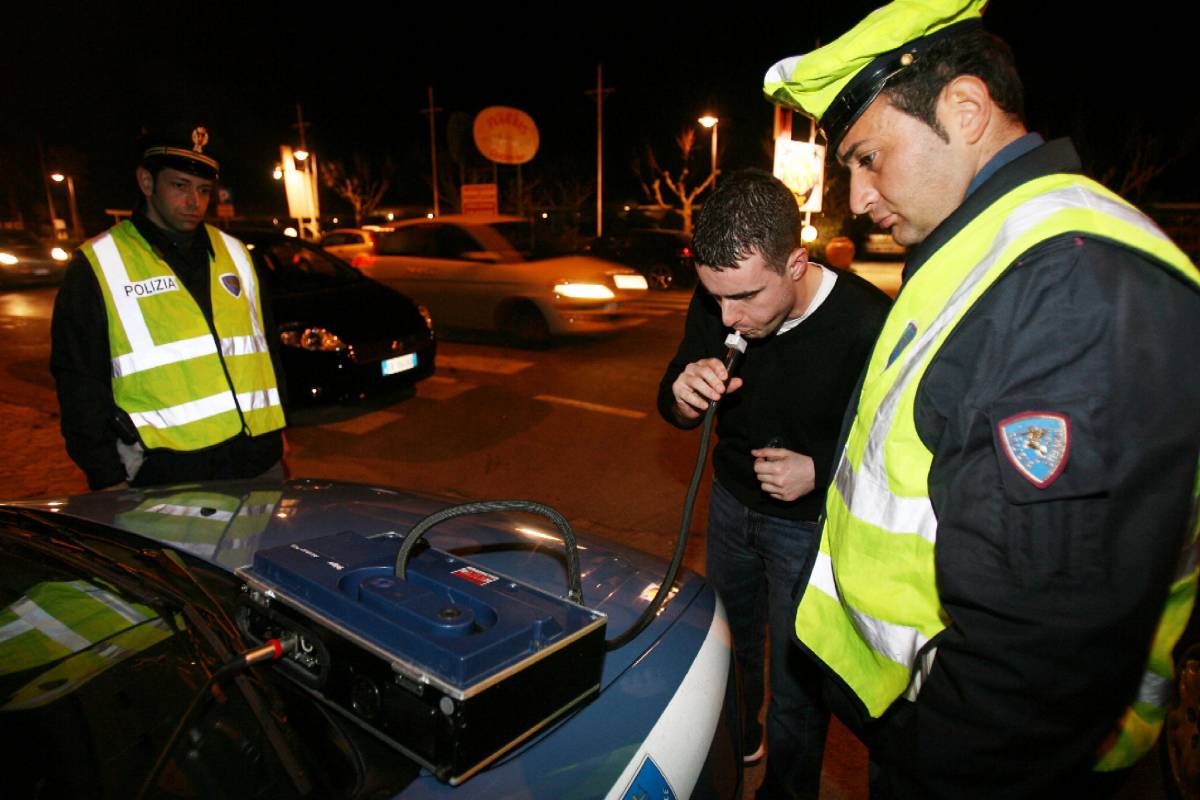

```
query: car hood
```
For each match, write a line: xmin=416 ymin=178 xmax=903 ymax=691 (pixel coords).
xmin=7 ymin=478 xmax=701 ymax=689
xmin=503 ymin=254 xmax=639 ymax=280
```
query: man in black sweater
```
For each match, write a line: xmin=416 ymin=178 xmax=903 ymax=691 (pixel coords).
xmin=658 ymin=169 xmax=889 ymax=799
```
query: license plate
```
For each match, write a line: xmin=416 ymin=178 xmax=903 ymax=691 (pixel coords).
xmin=381 ymin=353 xmax=417 ymax=376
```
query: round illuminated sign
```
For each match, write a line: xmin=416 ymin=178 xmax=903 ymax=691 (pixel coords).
xmin=473 ymin=106 xmax=540 ymax=165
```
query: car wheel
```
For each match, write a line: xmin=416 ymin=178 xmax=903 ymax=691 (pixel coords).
xmin=1163 ymin=643 xmax=1200 ymax=798
xmin=501 ymin=301 xmax=551 ymax=347
xmin=646 ymin=263 xmax=674 ymax=290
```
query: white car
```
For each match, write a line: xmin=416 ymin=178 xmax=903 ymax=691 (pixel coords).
xmin=351 ymin=215 xmax=649 ymax=344
xmin=319 ymin=227 xmax=387 ymax=262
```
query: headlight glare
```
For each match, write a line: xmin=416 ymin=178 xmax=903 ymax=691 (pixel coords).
xmin=0 ymin=252 xmax=18 ymax=265
xmin=614 ymin=273 xmax=649 ymax=290
xmin=280 ymin=327 xmax=347 ymax=352
xmin=51 ymin=247 xmax=70 ymax=261
xmin=554 ymin=282 xmax=615 ymax=300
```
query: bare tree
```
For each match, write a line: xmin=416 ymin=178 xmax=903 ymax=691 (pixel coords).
xmin=633 ymin=129 xmax=715 ymax=235
xmin=320 ymin=155 xmax=392 ymax=226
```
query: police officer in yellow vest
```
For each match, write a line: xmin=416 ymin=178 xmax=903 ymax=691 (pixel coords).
xmin=763 ymin=1 xmax=1200 ymax=796
xmin=51 ymin=124 xmax=287 ymax=490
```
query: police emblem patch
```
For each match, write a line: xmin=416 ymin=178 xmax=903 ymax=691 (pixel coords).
xmin=998 ymin=412 xmax=1070 ymax=488
xmin=220 ymin=273 xmax=242 ymax=297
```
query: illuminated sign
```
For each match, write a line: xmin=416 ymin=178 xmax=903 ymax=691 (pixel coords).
xmin=474 ymin=106 xmax=540 ymax=165
xmin=773 ymin=137 xmax=825 ymax=213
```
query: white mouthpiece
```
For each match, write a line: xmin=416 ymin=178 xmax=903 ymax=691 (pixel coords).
xmin=724 ymin=332 xmax=747 ymax=354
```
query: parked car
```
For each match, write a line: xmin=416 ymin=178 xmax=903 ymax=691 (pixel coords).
xmin=0 ymin=229 xmax=70 ymax=288
xmin=237 ymin=230 xmax=436 ymax=405
xmin=584 ymin=228 xmax=696 ymax=290
xmin=0 ymin=478 xmax=741 ymax=799
xmin=319 ymin=227 xmax=387 ymax=262
xmin=352 ymin=215 xmax=649 ymax=345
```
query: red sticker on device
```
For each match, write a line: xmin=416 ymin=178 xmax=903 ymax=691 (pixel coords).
xmin=451 ymin=566 xmax=499 ymax=586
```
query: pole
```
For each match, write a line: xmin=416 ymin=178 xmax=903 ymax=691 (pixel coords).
xmin=424 ymin=87 xmax=441 ymax=217
xmin=586 ymin=65 xmax=614 ymax=238
xmin=66 ymin=176 xmax=83 ymax=239
xmin=711 ymin=122 xmax=719 ymax=188
xmin=37 ymin=138 xmax=60 ymax=239
xmin=294 ymin=104 xmax=319 ymax=239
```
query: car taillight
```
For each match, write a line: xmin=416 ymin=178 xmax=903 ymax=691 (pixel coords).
xmin=679 ymin=245 xmax=693 ymax=258
xmin=352 ymin=254 xmax=374 ymax=268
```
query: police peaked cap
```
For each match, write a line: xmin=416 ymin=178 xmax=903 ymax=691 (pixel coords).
xmin=139 ymin=122 xmax=220 ymax=179
xmin=763 ymin=0 xmax=987 ymax=149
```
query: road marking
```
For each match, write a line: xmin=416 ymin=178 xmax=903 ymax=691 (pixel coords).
xmin=533 ymin=394 xmax=647 ymax=419
xmin=437 ymin=354 xmax=534 ymax=374
xmin=325 ymin=411 xmax=404 ymax=435
xmin=418 ymin=375 xmax=475 ymax=400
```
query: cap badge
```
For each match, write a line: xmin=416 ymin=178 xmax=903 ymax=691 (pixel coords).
xmin=220 ymin=272 xmax=242 ymax=298
xmin=998 ymin=412 xmax=1070 ymax=488
xmin=192 ymin=127 xmax=209 ymax=154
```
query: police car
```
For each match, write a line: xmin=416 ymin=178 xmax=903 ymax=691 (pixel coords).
xmin=0 ymin=479 xmax=740 ymax=799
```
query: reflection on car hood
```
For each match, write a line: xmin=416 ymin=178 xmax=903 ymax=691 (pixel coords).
xmin=273 ymin=279 xmax=425 ymax=343
xmin=513 ymin=254 xmax=639 ymax=279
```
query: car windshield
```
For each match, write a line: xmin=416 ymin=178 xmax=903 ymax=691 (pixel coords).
xmin=0 ymin=230 xmax=42 ymax=248
xmin=248 ymin=237 xmax=364 ymax=291
xmin=0 ymin=509 xmax=419 ymax=798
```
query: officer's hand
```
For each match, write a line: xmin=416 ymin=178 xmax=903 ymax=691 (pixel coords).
xmin=751 ymin=448 xmax=815 ymax=502
xmin=671 ymin=358 xmax=744 ymax=422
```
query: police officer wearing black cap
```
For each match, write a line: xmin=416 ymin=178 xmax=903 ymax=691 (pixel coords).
xmin=764 ymin=0 xmax=1200 ymax=796
xmin=51 ymin=123 xmax=287 ymax=490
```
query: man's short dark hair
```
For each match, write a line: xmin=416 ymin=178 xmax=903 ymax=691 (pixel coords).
xmin=883 ymin=26 xmax=1024 ymax=142
xmin=692 ymin=169 xmax=801 ymax=274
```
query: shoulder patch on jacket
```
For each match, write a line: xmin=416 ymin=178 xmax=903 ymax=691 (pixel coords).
xmin=997 ymin=411 xmax=1070 ymax=488
xmin=220 ymin=273 xmax=242 ymax=298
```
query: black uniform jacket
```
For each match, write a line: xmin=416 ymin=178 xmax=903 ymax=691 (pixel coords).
xmin=837 ymin=139 xmax=1200 ymax=798
xmin=50 ymin=210 xmax=284 ymax=490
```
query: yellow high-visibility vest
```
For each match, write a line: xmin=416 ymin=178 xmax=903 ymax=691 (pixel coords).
xmin=81 ymin=221 xmax=285 ymax=451
xmin=797 ymin=172 xmax=1200 ymax=770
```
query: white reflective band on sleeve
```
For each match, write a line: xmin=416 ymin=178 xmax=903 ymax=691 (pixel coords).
xmin=236 ymin=387 xmax=281 ymax=412
xmin=10 ymin=597 xmax=91 ymax=652
xmin=220 ymin=334 xmax=270 ymax=357
xmin=239 ymin=503 xmax=277 ymax=518
xmin=111 ymin=334 xmax=218 ymax=378
xmin=91 ymin=233 xmax=154 ymax=353
xmin=904 ymin=646 xmax=939 ymax=702
xmin=72 ymin=581 xmax=150 ymax=625
xmin=1138 ymin=669 xmax=1172 ymax=707
xmin=834 ymin=456 xmax=937 ymax=543
xmin=145 ymin=503 xmax=235 ymax=523
xmin=217 ymin=231 xmax=265 ymax=340
xmin=130 ymin=390 xmax=238 ymax=430
xmin=604 ymin=600 xmax=731 ymax=800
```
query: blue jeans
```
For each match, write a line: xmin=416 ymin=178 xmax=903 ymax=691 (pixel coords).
xmin=706 ymin=478 xmax=829 ymax=800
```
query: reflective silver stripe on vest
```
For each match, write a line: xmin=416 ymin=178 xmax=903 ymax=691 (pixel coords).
xmin=91 ymin=233 xmax=155 ymax=353
xmin=130 ymin=389 xmax=238 ymax=430
xmin=145 ymin=502 xmax=235 ymax=523
xmin=112 ymin=334 xmax=218 ymax=378
xmin=236 ymin=388 xmax=282 ymax=412
xmin=827 ymin=184 xmax=1170 ymax=690
xmin=1137 ymin=669 xmax=1172 ymax=707
xmin=220 ymin=334 xmax=270 ymax=357
xmin=5 ymin=597 xmax=90 ymax=651
xmin=217 ymin=231 xmax=265 ymax=341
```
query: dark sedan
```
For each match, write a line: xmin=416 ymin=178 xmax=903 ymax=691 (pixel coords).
xmin=584 ymin=228 xmax=696 ymax=290
xmin=237 ymin=230 xmax=436 ymax=406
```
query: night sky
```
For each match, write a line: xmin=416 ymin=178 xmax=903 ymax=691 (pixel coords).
xmin=3 ymin=1 xmax=1195 ymax=231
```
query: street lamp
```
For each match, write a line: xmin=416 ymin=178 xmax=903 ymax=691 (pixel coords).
xmin=698 ymin=115 xmax=719 ymax=188
xmin=50 ymin=172 xmax=83 ymax=240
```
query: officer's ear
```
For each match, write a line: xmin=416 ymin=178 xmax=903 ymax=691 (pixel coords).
xmin=136 ymin=166 xmax=155 ymax=199
xmin=941 ymin=75 xmax=991 ymax=147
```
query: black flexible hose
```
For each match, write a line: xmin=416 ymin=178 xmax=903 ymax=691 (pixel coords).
xmin=604 ymin=397 xmax=716 ymax=650
xmin=394 ymin=499 xmax=583 ymax=604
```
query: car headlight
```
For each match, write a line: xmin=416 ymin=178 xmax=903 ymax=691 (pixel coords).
xmin=613 ymin=273 xmax=649 ymax=290
xmin=553 ymin=282 xmax=615 ymax=300
xmin=51 ymin=247 xmax=70 ymax=262
xmin=279 ymin=327 xmax=347 ymax=352
xmin=0 ymin=252 xmax=18 ymax=265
